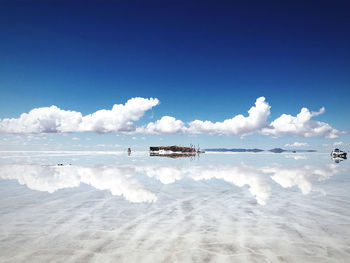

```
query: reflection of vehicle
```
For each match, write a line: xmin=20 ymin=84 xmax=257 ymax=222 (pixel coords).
xmin=331 ymin=149 xmax=347 ymax=158
xmin=332 ymin=157 xmax=345 ymax=163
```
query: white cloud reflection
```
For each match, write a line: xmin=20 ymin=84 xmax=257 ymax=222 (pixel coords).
xmin=0 ymin=162 xmax=340 ymax=205
xmin=0 ymin=164 xmax=157 ymax=203
xmin=140 ymin=164 xmax=271 ymax=205
xmin=261 ymin=164 xmax=339 ymax=195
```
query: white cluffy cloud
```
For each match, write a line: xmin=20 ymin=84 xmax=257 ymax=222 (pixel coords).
xmin=135 ymin=97 xmax=271 ymax=137
xmin=0 ymin=96 xmax=342 ymax=139
xmin=187 ymin=97 xmax=271 ymax=136
xmin=0 ymin=97 xmax=159 ymax=134
xmin=137 ymin=116 xmax=186 ymax=134
xmin=137 ymin=97 xmax=341 ymax=139
xmin=284 ymin=142 xmax=309 ymax=147
xmin=333 ymin=141 xmax=343 ymax=146
xmin=262 ymin=107 xmax=340 ymax=138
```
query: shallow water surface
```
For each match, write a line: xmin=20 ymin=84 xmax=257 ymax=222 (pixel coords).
xmin=0 ymin=151 xmax=349 ymax=262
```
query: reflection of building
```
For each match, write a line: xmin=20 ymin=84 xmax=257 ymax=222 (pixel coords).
xmin=150 ymin=152 xmax=196 ymax=158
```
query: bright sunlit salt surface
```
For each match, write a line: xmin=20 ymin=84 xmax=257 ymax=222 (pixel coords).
xmin=0 ymin=151 xmax=349 ymax=262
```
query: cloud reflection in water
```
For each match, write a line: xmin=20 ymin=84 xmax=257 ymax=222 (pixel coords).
xmin=0 ymin=162 xmax=340 ymax=205
xmin=0 ymin=164 xmax=157 ymax=203
xmin=262 ymin=164 xmax=339 ymax=195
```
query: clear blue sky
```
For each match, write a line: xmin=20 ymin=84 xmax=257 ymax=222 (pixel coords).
xmin=0 ymin=0 xmax=349 ymax=151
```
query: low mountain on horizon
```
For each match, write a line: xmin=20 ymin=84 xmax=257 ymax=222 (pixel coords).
xmin=204 ymin=148 xmax=264 ymax=152
xmin=204 ymin=148 xmax=317 ymax=153
xmin=269 ymin=148 xmax=285 ymax=153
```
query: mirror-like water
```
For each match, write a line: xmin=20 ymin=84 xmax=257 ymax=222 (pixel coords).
xmin=0 ymin=151 xmax=349 ymax=262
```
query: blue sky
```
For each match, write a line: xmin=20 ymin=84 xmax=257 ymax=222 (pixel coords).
xmin=0 ymin=0 xmax=349 ymax=151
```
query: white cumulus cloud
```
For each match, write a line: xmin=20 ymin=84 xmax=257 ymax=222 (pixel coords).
xmin=333 ymin=141 xmax=343 ymax=146
xmin=0 ymin=96 xmax=343 ymax=139
xmin=137 ymin=116 xmax=186 ymax=134
xmin=79 ymin=97 xmax=159 ymax=133
xmin=186 ymin=97 xmax=271 ymax=137
xmin=0 ymin=97 xmax=159 ymax=134
xmin=284 ymin=142 xmax=309 ymax=147
xmin=0 ymin=106 xmax=82 ymax=134
xmin=263 ymin=107 xmax=340 ymax=138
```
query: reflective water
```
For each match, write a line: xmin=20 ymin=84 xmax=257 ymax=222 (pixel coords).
xmin=0 ymin=151 xmax=349 ymax=262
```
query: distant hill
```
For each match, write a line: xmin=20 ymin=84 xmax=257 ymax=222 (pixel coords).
xmin=204 ymin=148 xmax=317 ymax=153
xmin=288 ymin=149 xmax=317 ymax=152
xmin=269 ymin=148 xmax=317 ymax=153
xmin=269 ymin=148 xmax=286 ymax=153
xmin=204 ymin=148 xmax=264 ymax=152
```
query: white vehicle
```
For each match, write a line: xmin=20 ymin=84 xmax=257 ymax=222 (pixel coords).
xmin=331 ymin=148 xmax=347 ymax=158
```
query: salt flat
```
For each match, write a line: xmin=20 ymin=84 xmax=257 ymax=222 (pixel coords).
xmin=0 ymin=151 xmax=349 ymax=262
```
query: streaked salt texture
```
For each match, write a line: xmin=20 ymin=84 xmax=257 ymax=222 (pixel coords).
xmin=0 ymin=151 xmax=349 ymax=262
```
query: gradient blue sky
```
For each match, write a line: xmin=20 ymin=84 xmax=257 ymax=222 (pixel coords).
xmin=0 ymin=0 xmax=349 ymax=151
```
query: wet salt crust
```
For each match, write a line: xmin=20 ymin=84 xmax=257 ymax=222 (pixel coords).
xmin=0 ymin=151 xmax=349 ymax=262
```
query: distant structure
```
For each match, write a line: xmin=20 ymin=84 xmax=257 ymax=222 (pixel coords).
xmin=149 ymin=145 xmax=195 ymax=158
xmin=150 ymin=145 xmax=196 ymax=153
